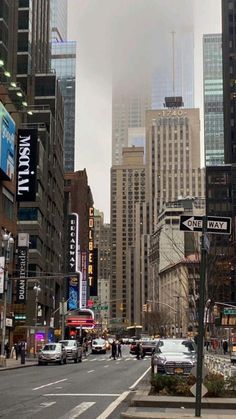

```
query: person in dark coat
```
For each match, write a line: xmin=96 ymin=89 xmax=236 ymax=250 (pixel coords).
xmin=111 ymin=340 xmax=117 ymax=360
xmin=117 ymin=341 xmax=122 ymax=358
xmin=136 ymin=342 xmax=141 ymax=360
xmin=223 ymin=340 xmax=228 ymax=355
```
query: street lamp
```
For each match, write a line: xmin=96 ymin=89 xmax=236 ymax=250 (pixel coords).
xmin=33 ymin=283 xmax=41 ymax=357
xmin=0 ymin=231 xmax=14 ymax=367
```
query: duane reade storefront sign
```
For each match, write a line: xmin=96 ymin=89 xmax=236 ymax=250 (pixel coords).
xmin=16 ymin=233 xmax=29 ymax=304
xmin=16 ymin=129 xmax=38 ymax=202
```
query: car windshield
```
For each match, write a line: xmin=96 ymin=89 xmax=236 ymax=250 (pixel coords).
xmin=43 ymin=344 xmax=57 ymax=351
xmin=93 ymin=339 xmax=105 ymax=345
xmin=157 ymin=340 xmax=196 ymax=353
xmin=59 ymin=341 xmax=73 ymax=347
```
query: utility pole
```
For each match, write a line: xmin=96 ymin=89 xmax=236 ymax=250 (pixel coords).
xmin=195 ymin=216 xmax=207 ymax=417
xmin=61 ymin=297 xmax=65 ymax=340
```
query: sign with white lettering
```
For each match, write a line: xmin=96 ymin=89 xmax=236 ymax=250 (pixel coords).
xmin=179 ymin=215 xmax=231 ymax=235
xmin=67 ymin=213 xmax=79 ymax=273
xmin=16 ymin=246 xmax=28 ymax=303
xmin=16 ymin=233 xmax=29 ymax=304
xmin=0 ymin=256 xmax=5 ymax=294
xmin=16 ymin=129 xmax=38 ymax=201
xmin=80 ymin=253 xmax=87 ymax=309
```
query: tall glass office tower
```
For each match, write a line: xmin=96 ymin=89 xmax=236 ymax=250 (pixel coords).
xmin=51 ymin=0 xmax=68 ymax=41
xmin=51 ymin=41 xmax=76 ymax=171
xmin=203 ymin=34 xmax=224 ymax=166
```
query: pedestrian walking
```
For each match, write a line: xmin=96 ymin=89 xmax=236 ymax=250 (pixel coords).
xmin=136 ymin=342 xmax=141 ymax=360
xmin=4 ymin=342 xmax=10 ymax=359
xmin=223 ymin=340 xmax=228 ymax=355
xmin=111 ymin=340 xmax=117 ymax=360
xmin=117 ymin=341 xmax=122 ymax=358
xmin=14 ymin=343 xmax=19 ymax=360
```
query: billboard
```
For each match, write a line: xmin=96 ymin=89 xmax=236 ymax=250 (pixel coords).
xmin=16 ymin=129 xmax=38 ymax=201
xmin=68 ymin=275 xmax=79 ymax=310
xmin=0 ymin=102 xmax=15 ymax=180
xmin=67 ymin=213 xmax=79 ymax=273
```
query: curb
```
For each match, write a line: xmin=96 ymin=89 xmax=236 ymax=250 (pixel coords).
xmin=0 ymin=363 xmax=38 ymax=371
xmin=121 ymin=408 xmax=235 ymax=419
xmin=131 ymin=395 xmax=236 ymax=410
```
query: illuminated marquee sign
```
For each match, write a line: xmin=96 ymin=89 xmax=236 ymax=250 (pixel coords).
xmin=67 ymin=213 xmax=79 ymax=273
xmin=80 ymin=252 xmax=87 ymax=309
xmin=88 ymin=207 xmax=94 ymax=288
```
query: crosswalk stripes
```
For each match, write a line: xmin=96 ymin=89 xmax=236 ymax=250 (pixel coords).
xmin=58 ymin=402 xmax=95 ymax=419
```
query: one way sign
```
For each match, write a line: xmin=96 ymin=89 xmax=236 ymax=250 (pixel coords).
xmin=179 ymin=215 xmax=231 ymax=235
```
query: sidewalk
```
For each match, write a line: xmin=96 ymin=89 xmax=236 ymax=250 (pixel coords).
xmin=0 ymin=357 xmax=38 ymax=371
xmin=121 ymin=391 xmax=236 ymax=419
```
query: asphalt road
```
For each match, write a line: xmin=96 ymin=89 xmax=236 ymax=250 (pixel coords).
xmin=0 ymin=345 xmax=150 ymax=419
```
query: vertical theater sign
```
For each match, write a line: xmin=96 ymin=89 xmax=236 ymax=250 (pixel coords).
xmin=67 ymin=213 xmax=79 ymax=310
xmin=88 ymin=207 xmax=94 ymax=288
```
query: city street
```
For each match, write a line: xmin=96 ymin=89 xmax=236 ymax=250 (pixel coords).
xmin=0 ymin=346 xmax=150 ymax=419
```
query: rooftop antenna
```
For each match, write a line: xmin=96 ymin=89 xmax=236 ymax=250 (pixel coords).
xmin=171 ymin=31 xmax=176 ymax=97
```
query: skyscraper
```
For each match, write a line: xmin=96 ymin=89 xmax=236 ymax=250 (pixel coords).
xmin=146 ymin=107 xmax=205 ymax=230
xmin=51 ymin=0 xmax=68 ymax=42
xmin=110 ymin=147 xmax=146 ymax=325
xmin=203 ymin=34 xmax=224 ymax=166
xmin=222 ymin=0 xmax=236 ymax=163
xmin=51 ymin=41 xmax=76 ymax=171
xmin=50 ymin=0 xmax=76 ymax=172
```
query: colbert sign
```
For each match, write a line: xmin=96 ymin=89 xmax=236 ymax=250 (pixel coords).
xmin=16 ymin=129 xmax=38 ymax=202
xmin=67 ymin=213 xmax=79 ymax=273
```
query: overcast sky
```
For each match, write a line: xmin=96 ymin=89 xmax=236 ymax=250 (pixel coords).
xmin=67 ymin=0 xmax=221 ymax=222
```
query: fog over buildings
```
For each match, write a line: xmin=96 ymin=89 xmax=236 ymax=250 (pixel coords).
xmin=68 ymin=0 xmax=221 ymax=221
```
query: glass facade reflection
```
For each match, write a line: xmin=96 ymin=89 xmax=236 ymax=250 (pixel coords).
xmin=51 ymin=41 xmax=76 ymax=171
xmin=51 ymin=0 xmax=68 ymax=41
xmin=203 ymin=34 xmax=224 ymax=166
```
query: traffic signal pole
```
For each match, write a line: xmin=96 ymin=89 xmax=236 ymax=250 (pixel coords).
xmin=195 ymin=216 xmax=207 ymax=417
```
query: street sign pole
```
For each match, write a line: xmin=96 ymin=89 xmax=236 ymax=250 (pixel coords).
xmin=195 ymin=216 xmax=207 ymax=417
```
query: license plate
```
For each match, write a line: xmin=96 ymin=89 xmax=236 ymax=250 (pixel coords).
xmin=174 ymin=367 xmax=183 ymax=374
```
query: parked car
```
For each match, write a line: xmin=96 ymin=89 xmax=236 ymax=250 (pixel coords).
xmin=141 ymin=340 xmax=157 ymax=356
xmin=38 ymin=343 xmax=67 ymax=365
xmin=152 ymin=338 xmax=196 ymax=375
xmin=59 ymin=339 xmax=82 ymax=363
xmin=91 ymin=338 xmax=107 ymax=354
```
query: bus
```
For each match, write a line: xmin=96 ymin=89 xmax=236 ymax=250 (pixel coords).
xmin=126 ymin=325 xmax=143 ymax=339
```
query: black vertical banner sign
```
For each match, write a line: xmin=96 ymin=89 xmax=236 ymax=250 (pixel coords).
xmin=16 ymin=247 xmax=28 ymax=303
xmin=16 ymin=129 xmax=38 ymax=202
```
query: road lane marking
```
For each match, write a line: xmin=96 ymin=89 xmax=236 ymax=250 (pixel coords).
xmin=44 ymin=393 xmax=120 ymax=397
xmin=87 ymin=369 xmax=95 ymax=373
xmin=33 ymin=378 xmax=68 ymax=391
xmin=97 ymin=391 xmax=130 ymax=419
xmin=129 ymin=366 xmax=151 ymax=390
xmin=104 ymin=365 xmax=109 ymax=368
xmin=40 ymin=402 xmax=56 ymax=408
xmin=58 ymin=402 xmax=95 ymax=419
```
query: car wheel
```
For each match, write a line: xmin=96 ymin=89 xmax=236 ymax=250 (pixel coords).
xmin=38 ymin=361 xmax=43 ymax=366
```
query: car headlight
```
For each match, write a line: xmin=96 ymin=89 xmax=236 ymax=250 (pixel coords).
xmin=157 ymin=356 xmax=166 ymax=364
